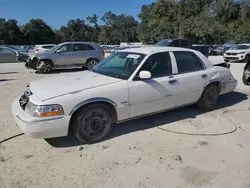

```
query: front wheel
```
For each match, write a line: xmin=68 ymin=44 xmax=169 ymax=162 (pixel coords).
xmin=86 ymin=59 xmax=99 ymax=70
xmin=196 ymin=84 xmax=219 ymax=111
xmin=71 ymin=104 xmax=114 ymax=144
xmin=37 ymin=60 xmax=53 ymax=74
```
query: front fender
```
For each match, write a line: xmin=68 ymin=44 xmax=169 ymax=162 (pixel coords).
xmin=69 ymin=97 xmax=117 ymax=116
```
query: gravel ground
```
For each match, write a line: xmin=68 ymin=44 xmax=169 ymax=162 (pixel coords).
xmin=0 ymin=59 xmax=250 ymax=188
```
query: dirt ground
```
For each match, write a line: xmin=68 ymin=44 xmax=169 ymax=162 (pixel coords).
xmin=0 ymin=59 xmax=250 ymax=188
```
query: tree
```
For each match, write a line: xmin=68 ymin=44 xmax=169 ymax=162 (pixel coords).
xmin=0 ymin=18 xmax=25 ymax=44
xmin=23 ymin=19 xmax=55 ymax=44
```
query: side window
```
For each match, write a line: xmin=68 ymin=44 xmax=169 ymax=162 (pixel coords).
xmin=174 ymin=51 xmax=205 ymax=74
xmin=74 ymin=44 xmax=95 ymax=51
xmin=139 ymin=52 xmax=172 ymax=78
xmin=189 ymin=52 xmax=205 ymax=70
xmin=59 ymin=44 xmax=73 ymax=52
xmin=169 ymin=40 xmax=180 ymax=47
xmin=2 ymin=48 xmax=15 ymax=54
xmin=180 ymin=40 xmax=189 ymax=47
xmin=43 ymin=45 xmax=54 ymax=49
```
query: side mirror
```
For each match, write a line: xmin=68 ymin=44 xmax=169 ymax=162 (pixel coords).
xmin=55 ymin=50 xmax=61 ymax=54
xmin=139 ymin=71 xmax=151 ymax=80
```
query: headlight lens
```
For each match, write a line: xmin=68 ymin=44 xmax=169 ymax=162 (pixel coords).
xmin=238 ymin=52 xmax=246 ymax=55
xmin=25 ymin=102 xmax=64 ymax=117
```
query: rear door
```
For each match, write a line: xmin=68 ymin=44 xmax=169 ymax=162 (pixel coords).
xmin=171 ymin=51 xmax=209 ymax=106
xmin=72 ymin=44 xmax=96 ymax=66
xmin=54 ymin=44 xmax=74 ymax=67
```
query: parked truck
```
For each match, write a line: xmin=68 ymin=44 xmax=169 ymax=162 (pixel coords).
xmin=156 ymin=38 xmax=209 ymax=56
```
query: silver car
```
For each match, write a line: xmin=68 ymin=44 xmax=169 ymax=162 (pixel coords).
xmin=27 ymin=42 xmax=105 ymax=73
xmin=0 ymin=46 xmax=28 ymax=63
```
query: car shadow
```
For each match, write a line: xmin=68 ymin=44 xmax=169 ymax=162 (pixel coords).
xmin=45 ymin=91 xmax=248 ymax=148
xmin=0 ymin=79 xmax=16 ymax=82
xmin=0 ymin=72 xmax=19 ymax=74
xmin=35 ymin=68 xmax=86 ymax=74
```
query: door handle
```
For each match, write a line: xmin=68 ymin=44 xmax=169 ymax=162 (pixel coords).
xmin=201 ymin=74 xmax=208 ymax=79
xmin=169 ymin=80 xmax=178 ymax=85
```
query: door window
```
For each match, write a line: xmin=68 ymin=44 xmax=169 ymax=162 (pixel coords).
xmin=169 ymin=40 xmax=180 ymax=47
xmin=1 ymin=48 xmax=15 ymax=55
xmin=139 ymin=52 xmax=172 ymax=78
xmin=180 ymin=40 xmax=189 ymax=47
xmin=174 ymin=51 xmax=205 ymax=74
xmin=74 ymin=44 xmax=95 ymax=51
xmin=58 ymin=44 xmax=74 ymax=52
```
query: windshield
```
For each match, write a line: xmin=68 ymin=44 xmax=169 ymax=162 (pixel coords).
xmin=231 ymin=45 xmax=250 ymax=50
xmin=92 ymin=52 xmax=146 ymax=80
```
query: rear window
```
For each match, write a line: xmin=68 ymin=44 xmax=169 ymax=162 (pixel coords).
xmin=42 ymin=45 xmax=55 ymax=49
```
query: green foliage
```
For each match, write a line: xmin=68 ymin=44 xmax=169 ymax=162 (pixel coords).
xmin=1 ymin=0 xmax=250 ymax=45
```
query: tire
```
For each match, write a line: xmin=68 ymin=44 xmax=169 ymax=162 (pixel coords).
xmin=25 ymin=63 xmax=32 ymax=69
xmin=86 ymin=59 xmax=99 ymax=70
xmin=244 ymin=55 xmax=250 ymax=63
xmin=242 ymin=67 xmax=250 ymax=86
xmin=71 ymin=103 xmax=114 ymax=144
xmin=37 ymin=60 xmax=53 ymax=74
xmin=196 ymin=84 xmax=219 ymax=111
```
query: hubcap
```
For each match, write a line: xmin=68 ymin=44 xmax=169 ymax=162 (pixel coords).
xmin=88 ymin=60 xmax=97 ymax=69
xmin=81 ymin=109 xmax=110 ymax=140
xmin=206 ymin=88 xmax=217 ymax=107
xmin=245 ymin=69 xmax=250 ymax=80
xmin=39 ymin=62 xmax=51 ymax=73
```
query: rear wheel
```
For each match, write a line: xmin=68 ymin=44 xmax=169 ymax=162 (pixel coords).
xmin=71 ymin=104 xmax=114 ymax=144
xmin=242 ymin=66 xmax=250 ymax=85
xmin=197 ymin=84 xmax=219 ymax=111
xmin=37 ymin=60 xmax=53 ymax=74
xmin=86 ymin=59 xmax=98 ymax=70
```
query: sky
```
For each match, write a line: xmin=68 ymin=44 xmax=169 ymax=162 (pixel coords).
xmin=0 ymin=0 xmax=156 ymax=29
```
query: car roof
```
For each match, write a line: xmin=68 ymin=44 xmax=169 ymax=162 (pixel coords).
xmin=60 ymin=42 xmax=94 ymax=45
xmin=120 ymin=46 xmax=197 ymax=55
xmin=240 ymin=43 xmax=250 ymax=46
xmin=36 ymin=44 xmax=55 ymax=47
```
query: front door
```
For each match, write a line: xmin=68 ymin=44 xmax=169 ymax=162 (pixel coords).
xmin=128 ymin=52 xmax=178 ymax=118
xmin=171 ymin=51 xmax=210 ymax=106
xmin=54 ymin=44 xmax=74 ymax=67
xmin=0 ymin=48 xmax=16 ymax=62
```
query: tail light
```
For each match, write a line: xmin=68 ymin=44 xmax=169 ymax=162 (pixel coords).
xmin=35 ymin=48 xmax=39 ymax=52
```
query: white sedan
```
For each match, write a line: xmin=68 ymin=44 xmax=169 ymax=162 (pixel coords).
xmin=12 ymin=47 xmax=237 ymax=143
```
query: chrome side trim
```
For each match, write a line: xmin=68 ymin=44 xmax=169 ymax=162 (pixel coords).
xmin=69 ymin=97 xmax=117 ymax=116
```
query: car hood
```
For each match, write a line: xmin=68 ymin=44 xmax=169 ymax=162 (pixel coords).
xmin=30 ymin=71 xmax=122 ymax=101
xmin=226 ymin=49 xmax=249 ymax=53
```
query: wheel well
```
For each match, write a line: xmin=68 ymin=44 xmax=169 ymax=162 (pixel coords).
xmin=86 ymin=58 xmax=99 ymax=63
xmin=69 ymin=101 xmax=118 ymax=130
xmin=206 ymin=81 xmax=222 ymax=92
xmin=39 ymin=59 xmax=54 ymax=67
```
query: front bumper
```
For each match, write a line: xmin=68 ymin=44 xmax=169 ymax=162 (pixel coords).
xmin=12 ymin=98 xmax=70 ymax=138
xmin=224 ymin=54 xmax=246 ymax=62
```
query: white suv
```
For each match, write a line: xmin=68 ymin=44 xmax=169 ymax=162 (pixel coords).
xmin=224 ymin=44 xmax=250 ymax=62
xmin=33 ymin=44 xmax=56 ymax=53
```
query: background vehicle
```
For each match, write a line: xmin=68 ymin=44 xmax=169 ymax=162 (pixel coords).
xmin=156 ymin=38 xmax=209 ymax=56
xmin=33 ymin=44 xmax=56 ymax=53
xmin=223 ymin=44 xmax=250 ymax=62
xmin=26 ymin=42 xmax=105 ymax=73
xmin=0 ymin=46 xmax=29 ymax=62
xmin=12 ymin=47 xmax=237 ymax=144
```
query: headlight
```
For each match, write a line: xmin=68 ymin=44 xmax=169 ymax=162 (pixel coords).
xmin=238 ymin=52 xmax=246 ymax=55
xmin=25 ymin=102 xmax=64 ymax=117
